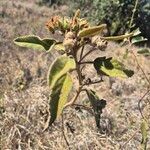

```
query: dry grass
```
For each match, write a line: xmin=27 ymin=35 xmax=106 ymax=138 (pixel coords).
xmin=0 ymin=0 xmax=150 ymax=149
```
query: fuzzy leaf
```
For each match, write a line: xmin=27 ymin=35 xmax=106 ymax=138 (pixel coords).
xmin=86 ymin=89 xmax=106 ymax=128
xmin=14 ymin=35 xmax=56 ymax=51
xmin=86 ymin=89 xmax=100 ymax=109
xmin=93 ymin=57 xmax=134 ymax=78
xmin=78 ymin=24 xmax=107 ymax=38
xmin=49 ymin=73 xmax=73 ymax=125
xmin=48 ymin=56 xmax=75 ymax=89
xmin=101 ymin=33 xmax=133 ymax=41
xmin=54 ymin=42 xmax=65 ymax=51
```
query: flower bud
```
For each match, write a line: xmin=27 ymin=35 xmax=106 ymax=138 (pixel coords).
xmin=63 ymin=38 xmax=75 ymax=50
xmin=46 ymin=16 xmax=60 ymax=33
xmin=91 ymin=35 xmax=107 ymax=51
xmin=97 ymin=40 xmax=107 ymax=51
xmin=65 ymin=31 xmax=75 ymax=39
xmin=91 ymin=35 xmax=99 ymax=46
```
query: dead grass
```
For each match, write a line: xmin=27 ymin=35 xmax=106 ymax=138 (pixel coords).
xmin=0 ymin=0 xmax=150 ymax=149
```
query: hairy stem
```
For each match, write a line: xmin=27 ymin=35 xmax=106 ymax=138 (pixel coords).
xmin=64 ymin=44 xmax=83 ymax=107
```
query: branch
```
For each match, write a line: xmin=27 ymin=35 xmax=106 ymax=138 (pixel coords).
xmin=78 ymin=61 xmax=93 ymax=65
xmin=83 ymin=79 xmax=103 ymax=86
xmin=79 ymin=46 xmax=85 ymax=60
xmin=138 ymin=89 xmax=150 ymax=120
xmin=129 ymin=0 xmax=139 ymax=30
xmin=130 ymin=49 xmax=150 ymax=86
xmin=79 ymin=49 xmax=95 ymax=63
xmin=61 ymin=110 xmax=71 ymax=149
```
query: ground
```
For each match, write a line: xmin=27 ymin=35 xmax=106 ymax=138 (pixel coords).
xmin=0 ymin=0 xmax=150 ymax=149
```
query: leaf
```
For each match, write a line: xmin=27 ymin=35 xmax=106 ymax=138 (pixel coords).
xmin=101 ymin=33 xmax=133 ymax=41
xmin=54 ymin=42 xmax=65 ymax=51
xmin=14 ymin=35 xmax=56 ymax=51
xmin=138 ymin=48 xmax=150 ymax=56
xmin=86 ymin=89 xmax=99 ymax=109
xmin=93 ymin=57 xmax=134 ymax=78
xmin=86 ymin=89 xmax=106 ymax=128
xmin=131 ymin=36 xmax=147 ymax=44
xmin=132 ymin=28 xmax=141 ymax=37
xmin=78 ymin=24 xmax=107 ymax=38
xmin=141 ymin=120 xmax=148 ymax=150
xmin=48 ymin=55 xmax=75 ymax=89
xmin=49 ymin=73 xmax=73 ymax=126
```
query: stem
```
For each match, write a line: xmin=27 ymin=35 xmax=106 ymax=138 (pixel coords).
xmin=64 ymin=35 xmax=85 ymax=107
xmin=79 ymin=46 xmax=85 ymax=60
xmin=138 ymin=89 xmax=150 ymax=120
xmin=73 ymin=43 xmax=83 ymax=86
xmin=72 ymin=104 xmax=94 ymax=115
xmin=83 ymin=79 xmax=103 ymax=86
xmin=64 ymin=85 xmax=82 ymax=108
xmin=121 ymin=130 xmax=138 ymax=149
xmin=76 ymin=61 xmax=82 ymax=85
xmin=79 ymin=61 xmax=93 ymax=65
xmin=129 ymin=45 xmax=150 ymax=121
xmin=130 ymin=49 xmax=150 ymax=86
xmin=61 ymin=110 xmax=70 ymax=149
xmin=79 ymin=49 xmax=94 ymax=63
xmin=129 ymin=0 xmax=139 ymax=30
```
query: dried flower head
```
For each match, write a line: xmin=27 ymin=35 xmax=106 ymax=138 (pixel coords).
xmin=46 ymin=15 xmax=61 ymax=33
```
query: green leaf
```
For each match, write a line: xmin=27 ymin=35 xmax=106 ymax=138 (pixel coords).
xmin=131 ymin=36 xmax=147 ymax=44
xmin=48 ymin=55 xmax=75 ymax=89
xmin=86 ymin=89 xmax=106 ymax=128
xmin=141 ymin=120 xmax=148 ymax=150
xmin=86 ymin=89 xmax=100 ymax=109
xmin=49 ymin=73 xmax=73 ymax=126
xmin=93 ymin=57 xmax=134 ymax=78
xmin=132 ymin=28 xmax=141 ymax=37
xmin=101 ymin=33 xmax=133 ymax=41
xmin=54 ymin=42 xmax=65 ymax=52
xmin=14 ymin=35 xmax=56 ymax=51
xmin=78 ymin=24 xmax=107 ymax=38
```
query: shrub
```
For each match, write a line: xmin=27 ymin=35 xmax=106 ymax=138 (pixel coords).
xmin=65 ymin=0 xmax=150 ymax=41
xmin=14 ymin=10 xmax=134 ymax=131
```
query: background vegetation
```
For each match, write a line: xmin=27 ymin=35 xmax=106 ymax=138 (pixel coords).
xmin=41 ymin=0 xmax=150 ymax=42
